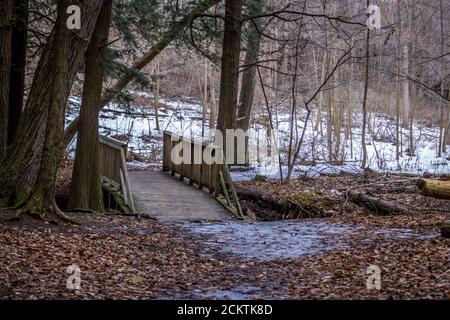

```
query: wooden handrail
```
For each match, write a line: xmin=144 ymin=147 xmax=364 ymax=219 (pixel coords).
xmin=99 ymin=135 xmax=136 ymax=214
xmin=162 ymin=131 xmax=244 ymax=219
xmin=163 ymin=131 xmax=220 ymax=195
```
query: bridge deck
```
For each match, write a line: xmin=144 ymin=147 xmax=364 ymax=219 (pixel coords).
xmin=129 ymin=171 xmax=229 ymax=222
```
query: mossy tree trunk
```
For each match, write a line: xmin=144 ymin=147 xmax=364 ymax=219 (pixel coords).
xmin=0 ymin=0 xmax=103 ymax=218
xmin=18 ymin=0 xmax=70 ymax=219
xmin=69 ymin=0 xmax=113 ymax=212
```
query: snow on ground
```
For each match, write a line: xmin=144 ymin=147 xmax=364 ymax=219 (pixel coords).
xmin=65 ymin=94 xmax=450 ymax=179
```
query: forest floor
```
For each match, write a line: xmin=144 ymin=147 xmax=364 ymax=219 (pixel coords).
xmin=0 ymin=163 xmax=449 ymax=299
xmin=0 ymin=209 xmax=448 ymax=299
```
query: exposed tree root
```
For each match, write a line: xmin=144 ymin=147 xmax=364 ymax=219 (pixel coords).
xmin=66 ymin=208 xmax=96 ymax=214
xmin=15 ymin=195 xmax=81 ymax=225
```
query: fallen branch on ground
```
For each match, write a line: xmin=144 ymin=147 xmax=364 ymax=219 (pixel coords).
xmin=347 ymin=190 xmax=411 ymax=215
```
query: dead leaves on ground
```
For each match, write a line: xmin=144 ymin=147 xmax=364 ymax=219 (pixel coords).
xmin=0 ymin=210 xmax=448 ymax=299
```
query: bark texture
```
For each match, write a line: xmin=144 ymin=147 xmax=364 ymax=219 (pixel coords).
xmin=69 ymin=0 xmax=112 ymax=211
xmin=19 ymin=0 xmax=70 ymax=219
xmin=217 ymin=0 xmax=242 ymax=158
xmin=0 ymin=0 xmax=12 ymax=158
xmin=8 ymin=0 xmax=28 ymax=144
xmin=236 ymin=0 xmax=262 ymax=132
xmin=0 ymin=0 xmax=103 ymax=208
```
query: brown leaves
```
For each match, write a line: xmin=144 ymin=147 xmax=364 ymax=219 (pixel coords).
xmin=0 ymin=208 xmax=448 ymax=299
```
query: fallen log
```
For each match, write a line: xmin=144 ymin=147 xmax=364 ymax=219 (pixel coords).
xmin=416 ymin=178 xmax=450 ymax=199
xmin=347 ymin=190 xmax=410 ymax=215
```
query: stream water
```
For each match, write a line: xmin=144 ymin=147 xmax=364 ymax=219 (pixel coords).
xmin=177 ymin=220 xmax=435 ymax=261
xmin=173 ymin=219 xmax=436 ymax=299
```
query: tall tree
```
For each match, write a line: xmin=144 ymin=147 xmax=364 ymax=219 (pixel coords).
xmin=18 ymin=0 xmax=71 ymax=218
xmin=395 ymin=0 xmax=401 ymax=160
xmin=236 ymin=0 xmax=263 ymax=132
xmin=236 ymin=0 xmax=262 ymax=164
xmin=361 ymin=0 xmax=371 ymax=169
xmin=8 ymin=0 xmax=28 ymax=144
xmin=0 ymin=0 xmax=103 ymax=219
xmin=217 ymin=0 xmax=242 ymax=160
xmin=438 ymin=0 xmax=446 ymax=155
xmin=401 ymin=12 xmax=410 ymax=128
xmin=0 ymin=0 xmax=13 ymax=158
xmin=63 ymin=0 xmax=220 ymax=146
xmin=69 ymin=0 xmax=113 ymax=212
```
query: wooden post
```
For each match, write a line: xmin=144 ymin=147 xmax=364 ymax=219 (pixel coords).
xmin=189 ymin=142 xmax=194 ymax=185
xmin=99 ymin=135 xmax=136 ymax=215
xmin=170 ymin=138 xmax=176 ymax=176
xmin=163 ymin=131 xmax=172 ymax=172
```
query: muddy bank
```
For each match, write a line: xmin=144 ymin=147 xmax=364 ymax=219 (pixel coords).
xmin=237 ymin=187 xmax=338 ymax=220
xmin=236 ymin=172 xmax=450 ymax=222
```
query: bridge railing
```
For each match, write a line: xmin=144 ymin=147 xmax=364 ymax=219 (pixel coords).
xmin=163 ymin=131 xmax=244 ymax=219
xmin=99 ymin=135 xmax=136 ymax=214
xmin=163 ymin=131 xmax=220 ymax=196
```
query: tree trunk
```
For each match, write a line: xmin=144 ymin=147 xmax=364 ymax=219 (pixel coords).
xmin=199 ymin=59 xmax=208 ymax=137
xmin=154 ymin=62 xmax=161 ymax=131
xmin=0 ymin=0 xmax=103 ymax=208
xmin=361 ymin=0 xmax=371 ymax=169
xmin=444 ymin=88 xmax=450 ymax=146
xmin=408 ymin=0 xmax=416 ymax=156
xmin=0 ymin=0 xmax=12 ymax=158
xmin=236 ymin=0 xmax=262 ymax=132
xmin=208 ymin=60 xmax=217 ymax=138
xmin=8 ymin=0 xmax=28 ymax=144
xmin=286 ymin=34 xmax=301 ymax=180
xmin=401 ymin=40 xmax=410 ymax=128
xmin=69 ymin=0 xmax=112 ymax=212
xmin=395 ymin=0 xmax=401 ymax=161
xmin=63 ymin=0 xmax=220 ymax=146
xmin=19 ymin=0 xmax=71 ymax=220
xmin=217 ymin=0 xmax=242 ymax=161
xmin=439 ymin=0 xmax=447 ymax=154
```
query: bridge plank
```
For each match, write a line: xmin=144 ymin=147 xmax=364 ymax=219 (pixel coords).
xmin=129 ymin=171 xmax=229 ymax=222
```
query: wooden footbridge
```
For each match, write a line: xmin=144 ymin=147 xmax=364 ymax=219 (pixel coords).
xmin=98 ymin=132 xmax=244 ymax=222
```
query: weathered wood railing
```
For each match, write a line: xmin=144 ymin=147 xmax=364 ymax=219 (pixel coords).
xmin=99 ymin=135 xmax=136 ymax=215
xmin=163 ymin=131 xmax=244 ymax=219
